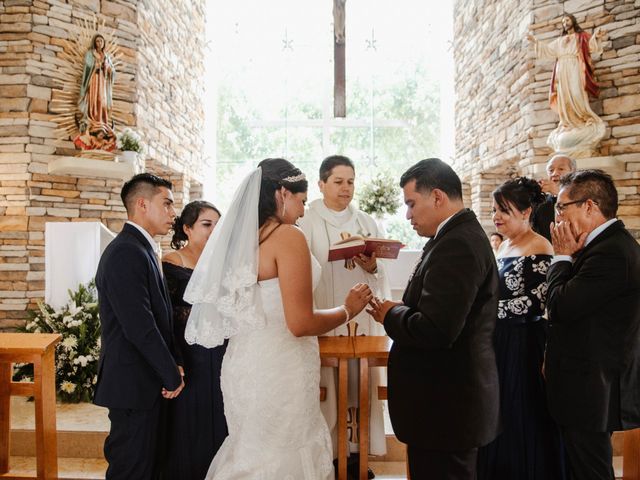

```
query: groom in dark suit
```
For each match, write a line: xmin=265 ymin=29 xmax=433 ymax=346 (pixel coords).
xmin=368 ymin=158 xmax=500 ymax=479
xmin=546 ymin=169 xmax=640 ymax=480
xmin=95 ymin=173 xmax=184 ymax=479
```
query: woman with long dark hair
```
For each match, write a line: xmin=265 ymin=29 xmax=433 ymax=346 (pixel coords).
xmin=184 ymin=159 xmax=373 ymax=478
xmin=162 ymin=200 xmax=227 ymax=479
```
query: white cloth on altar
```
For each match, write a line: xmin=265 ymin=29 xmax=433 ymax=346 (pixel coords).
xmin=298 ymin=199 xmax=389 ymax=457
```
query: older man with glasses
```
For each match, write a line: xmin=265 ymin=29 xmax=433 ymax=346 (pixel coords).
xmin=531 ymin=154 xmax=577 ymax=241
xmin=545 ymin=169 xmax=640 ymax=480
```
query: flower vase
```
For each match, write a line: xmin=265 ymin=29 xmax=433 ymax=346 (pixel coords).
xmin=119 ymin=150 xmax=137 ymax=165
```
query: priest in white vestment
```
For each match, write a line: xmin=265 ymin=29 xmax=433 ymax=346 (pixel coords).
xmin=298 ymin=155 xmax=390 ymax=465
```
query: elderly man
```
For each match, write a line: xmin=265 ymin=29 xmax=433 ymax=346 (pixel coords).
xmin=546 ymin=170 xmax=640 ymax=480
xmin=531 ymin=154 xmax=576 ymax=241
xmin=367 ymin=158 xmax=500 ymax=479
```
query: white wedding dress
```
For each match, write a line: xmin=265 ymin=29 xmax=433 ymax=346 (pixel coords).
xmin=206 ymin=260 xmax=334 ymax=480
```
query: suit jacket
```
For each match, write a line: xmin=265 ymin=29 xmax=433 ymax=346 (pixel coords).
xmin=94 ymin=223 xmax=182 ymax=410
xmin=531 ymin=193 xmax=556 ymax=242
xmin=546 ymin=220 xmax=640 ymax=432
xmin=383 ymin=209 xmax=500 ymax=450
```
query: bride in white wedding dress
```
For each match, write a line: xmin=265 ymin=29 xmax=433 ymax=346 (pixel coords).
xmin=183 ymin=158 xmax=373 ymax=479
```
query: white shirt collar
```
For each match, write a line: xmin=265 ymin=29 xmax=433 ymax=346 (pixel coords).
xmin=435 ymin=213 xmax=456 ymax=238
xmin=585 ymin=218 xmax=617 ymax=247
xmin=126 ymin=220 xmax=160 ymax=254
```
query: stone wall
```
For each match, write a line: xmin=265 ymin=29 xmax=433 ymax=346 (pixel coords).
xmin=453 ymin=0 xmax=640 ymax=234
xmin=0 ymin=0 xmax=207 ymax=329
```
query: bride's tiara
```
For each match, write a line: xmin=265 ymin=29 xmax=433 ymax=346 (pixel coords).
xmin=281 ymin=173 xmax=306 ymax=183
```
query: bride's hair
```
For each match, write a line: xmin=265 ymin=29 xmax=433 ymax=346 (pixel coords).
xmin=257 ymin=158 xmax=308 ymax=227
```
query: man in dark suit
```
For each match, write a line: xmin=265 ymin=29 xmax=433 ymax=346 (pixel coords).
xmin=95 ymin=173 xmax=184 ymax=479
xmin=367 ymin=158 xmax=500 ymax=479
xmin=546 ymin=169 xmax=640 ymax=480
xmin=531 ymin=154 xmax=576 ymax=241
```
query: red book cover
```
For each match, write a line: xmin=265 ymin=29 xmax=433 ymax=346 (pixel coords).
xmin=363 ymin=239 xmax=403 ymax=259
xmin=328 ymin=236 xmax=403 ymax=261
xmin=327 ymin=242 xmax=366 ymax=261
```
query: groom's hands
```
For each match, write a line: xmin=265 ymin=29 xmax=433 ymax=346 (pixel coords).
xmin=367 ymin=296 xmax=402 ymax=324
xmin=162 ymin=365 xmax=185 ymax=399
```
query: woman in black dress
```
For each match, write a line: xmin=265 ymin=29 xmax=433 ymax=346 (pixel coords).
xmin=477 ymin=178 xmax=565 ymax=480
xmin=163 ymin=200 xmax=228 ymax=480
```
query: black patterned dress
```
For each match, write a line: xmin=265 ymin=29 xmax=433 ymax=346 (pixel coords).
xmin=163 ymin=262 xmax=228 ymax=480
xmin=477 ymin=255 xmax=565 ymax=480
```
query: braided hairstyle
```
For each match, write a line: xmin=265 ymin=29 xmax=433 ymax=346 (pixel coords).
xmin=170 ymin=200 xmax=221 ymax=250
xmin=257 ymin=158 xmax=308 ymax=228
xmin=493 ymin=177 xmax=546 ymax=223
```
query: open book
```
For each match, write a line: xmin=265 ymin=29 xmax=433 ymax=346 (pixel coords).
xmin=328 ymin=235 xmax=404 ymax=261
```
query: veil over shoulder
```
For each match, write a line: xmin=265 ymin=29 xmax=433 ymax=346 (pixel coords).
xmin=184 ymin=167 xmax=264 ymax=348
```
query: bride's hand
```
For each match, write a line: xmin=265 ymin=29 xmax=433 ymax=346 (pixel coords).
xmin=344 ymin=283 xmax=373 ymax=319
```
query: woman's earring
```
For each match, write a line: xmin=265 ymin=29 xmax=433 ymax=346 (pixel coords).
xmin=282 ymin=202 xmax=286 ymax=218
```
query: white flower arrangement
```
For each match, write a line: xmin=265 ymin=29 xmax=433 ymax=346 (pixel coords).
xmin=358 ymin=171 xmax=401 ymax=217
xmin=116 ymin=128 xmax=143 ymax=153
xmin=14 ymin=282 xmax=100 ymax=403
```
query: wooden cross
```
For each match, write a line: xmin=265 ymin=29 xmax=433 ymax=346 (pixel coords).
xmin=333 ymin=0 xmax=346 ymax=117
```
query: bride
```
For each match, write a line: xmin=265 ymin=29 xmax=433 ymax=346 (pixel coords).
xmin=184 ymin=158 xmax=373 ymax=479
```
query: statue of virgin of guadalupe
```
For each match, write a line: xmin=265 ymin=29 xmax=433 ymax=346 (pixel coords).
xmin=75 ymin=33 xmax=116 ymax=150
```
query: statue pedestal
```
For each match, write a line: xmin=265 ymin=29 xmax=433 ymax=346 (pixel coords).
xmin=48 ymin=155 xmax=141 ymax=180
xmin=530 ymin=155 xmax=625 ymax=176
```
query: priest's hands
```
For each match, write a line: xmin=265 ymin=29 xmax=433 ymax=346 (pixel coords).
xmin=354 ymin=252 xmax=378 ymax=274
xmin=367 ymin=296 xmax=403 ymax=324
xmin=344 ymin=283 xmax=374 ymax=319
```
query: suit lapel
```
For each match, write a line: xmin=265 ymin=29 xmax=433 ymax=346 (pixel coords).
xmin=402 ymin=209 xmax=475 ymax=303
xmin=121 ymin=224 xmax=170 ymax=304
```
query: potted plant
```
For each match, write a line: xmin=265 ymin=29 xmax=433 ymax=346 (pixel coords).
xmin=116 ymin=128 xmax=143 ymax=164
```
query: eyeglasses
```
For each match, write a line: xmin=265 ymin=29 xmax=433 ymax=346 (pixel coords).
xmin=554 ymin=198 xmax=598 ymax=214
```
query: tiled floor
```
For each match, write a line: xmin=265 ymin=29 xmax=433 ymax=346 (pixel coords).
xmin=7 ymin=397 xmax=626 ymax=480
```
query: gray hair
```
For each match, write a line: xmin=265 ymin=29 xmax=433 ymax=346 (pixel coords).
xmin=548 ymin=154 xmax=576 ymax=171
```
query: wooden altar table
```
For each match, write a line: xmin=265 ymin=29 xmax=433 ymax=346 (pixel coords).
xmin=319 ymin=336 xmax=354 ymax=480
xmin=624 ymin=428 xmax=640 ymax=480
xmin=0 ymin=333 xmax=61 ymax=480
xmin=354 ymin=336 xmax=392 ymax=480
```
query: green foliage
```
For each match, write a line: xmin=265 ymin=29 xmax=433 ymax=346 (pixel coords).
xmin=13 ymin=282 xmax=101 ymax=403
xmin=214 ymin=63 xmax=441 ymax=203
xmin=116 ymin=128 xmax=143 ymax=153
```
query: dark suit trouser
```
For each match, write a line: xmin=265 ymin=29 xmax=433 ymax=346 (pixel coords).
xmin=561 ymin=427 xmax=614 ymax=480
xmin=105 ymin=398 xmax=168 ymax=480
xmin=408 ymin=445 xmax=478 ymax=480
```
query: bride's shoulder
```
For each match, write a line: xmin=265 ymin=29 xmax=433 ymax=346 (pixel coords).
xmin=273 ymin=223 xmax=306 ymax=244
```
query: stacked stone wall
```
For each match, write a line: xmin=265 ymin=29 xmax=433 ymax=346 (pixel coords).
xmin=453 ymin=0 xmax=640 ymax=236
xmin=0 ymin=0 xmax=206 ymax=329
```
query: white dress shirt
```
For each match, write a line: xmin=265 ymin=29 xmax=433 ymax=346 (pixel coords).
xmin=126 ymin=220 xmax=162 ymax=259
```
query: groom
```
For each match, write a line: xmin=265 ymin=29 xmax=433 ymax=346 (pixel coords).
xmin=368 ymin=159 xmax=500 ymax=479
xmin=94 ymin=173 xmax=184 ymax=479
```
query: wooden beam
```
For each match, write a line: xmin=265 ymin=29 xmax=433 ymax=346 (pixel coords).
xmin=334 ymin=40 xmax=346 ymax=117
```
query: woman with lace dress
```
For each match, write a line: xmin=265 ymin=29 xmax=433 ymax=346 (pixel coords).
xmin=183 ymin=158 xmax=373 ymax=479
xmin=161 ymin=201 xmax=227 ymax=479
xmin=477 ymin=178 xmax=565 ymax=480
